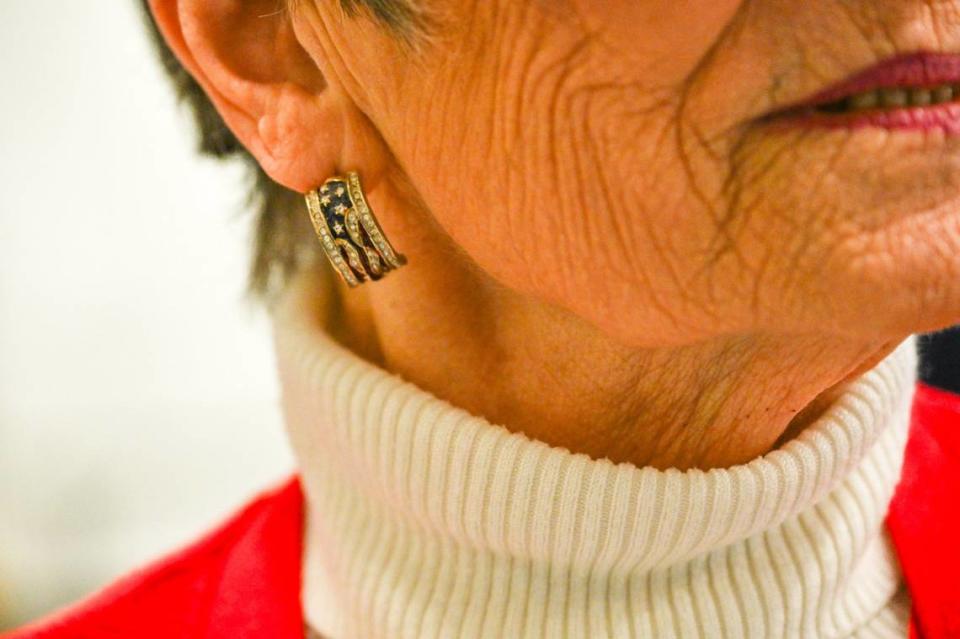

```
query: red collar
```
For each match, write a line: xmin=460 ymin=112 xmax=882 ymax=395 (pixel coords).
xmin=888 ymin=382 xmax=960 ymax=639
xmin=3 ymin=479 xmax=306 ymax=639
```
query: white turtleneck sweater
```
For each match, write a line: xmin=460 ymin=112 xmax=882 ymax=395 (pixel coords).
xmin=274 ymin=273 xmax=916 ymax=639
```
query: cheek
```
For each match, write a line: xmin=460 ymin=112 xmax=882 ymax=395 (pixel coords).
xmin=377 ymin=4 xmax=747 ymax=346
xmin=398 ymin=95 xmax=733 ymax=346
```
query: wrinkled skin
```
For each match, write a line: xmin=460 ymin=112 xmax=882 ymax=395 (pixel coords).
xmin=152 ymin=0 xmax=960 ymax=468
xmin=303 ymin=0 xmax=960 ymax=344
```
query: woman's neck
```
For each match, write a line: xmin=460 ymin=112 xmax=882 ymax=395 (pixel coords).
xmin=327 ymin=231 xmax=904 ymax=471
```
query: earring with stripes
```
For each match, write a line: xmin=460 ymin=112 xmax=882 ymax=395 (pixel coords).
xmin=304 ymin=172 xmax=407 ymax=287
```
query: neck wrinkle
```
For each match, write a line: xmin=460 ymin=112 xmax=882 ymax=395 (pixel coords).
xmin=273 ymin=270 xmax=917 ymax=639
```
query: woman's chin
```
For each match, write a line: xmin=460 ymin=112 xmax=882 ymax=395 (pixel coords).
xmin=794 ymin=243 xmax=960 ymax=339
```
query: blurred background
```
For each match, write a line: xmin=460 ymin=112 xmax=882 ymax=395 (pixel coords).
xmin=0 ymin=2 xmax=292 ymax=630
xmin=0 ymin=0 xmax=957 ymax=634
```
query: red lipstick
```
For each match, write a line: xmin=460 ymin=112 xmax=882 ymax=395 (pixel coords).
xmin=771 ymin=52 xmax=960 ymax=133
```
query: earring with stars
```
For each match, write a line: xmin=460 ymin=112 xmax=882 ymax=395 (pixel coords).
xmin=304 ymin=172 xmax=407 ymax=287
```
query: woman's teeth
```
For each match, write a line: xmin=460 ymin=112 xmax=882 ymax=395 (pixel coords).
xmin=817 ymin=84 xmax=960 ymax=113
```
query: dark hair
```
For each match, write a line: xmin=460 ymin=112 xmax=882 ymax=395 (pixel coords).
xmin=138 ymin=0 xmax=420 ymax=297
xmin=338 ymin=0 xmax=424 ymax=38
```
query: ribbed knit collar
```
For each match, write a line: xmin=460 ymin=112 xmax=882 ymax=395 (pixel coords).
xmin=273 ymin=270 xmax=918 ymax=639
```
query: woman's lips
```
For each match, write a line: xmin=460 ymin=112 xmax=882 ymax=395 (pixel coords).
xmin=769 ymin=52 xmax=960 ymax=132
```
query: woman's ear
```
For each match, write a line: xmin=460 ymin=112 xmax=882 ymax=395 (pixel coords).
xmin=148 ymin=0 xmax=344 ymax=192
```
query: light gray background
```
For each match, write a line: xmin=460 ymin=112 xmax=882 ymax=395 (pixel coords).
xmin=0 ymin=2 xmax=294 ymax=628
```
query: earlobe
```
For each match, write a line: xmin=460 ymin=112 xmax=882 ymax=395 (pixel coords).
xmin=147 ymin=0 xmax=344 ymax=192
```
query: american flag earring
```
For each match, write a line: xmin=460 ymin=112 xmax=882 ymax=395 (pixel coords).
xmin=304 ymin=172 xmax=408 ymax=287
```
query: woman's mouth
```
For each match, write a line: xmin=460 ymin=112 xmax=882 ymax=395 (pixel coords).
xmin=814 ymin=84 xmax=959 ymax=114
xmin=769 ymin=52 xmax=960 ymax=132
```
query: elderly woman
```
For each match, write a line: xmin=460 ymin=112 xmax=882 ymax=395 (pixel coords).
xmin=9 ymin=0 xmax=960 ymax=638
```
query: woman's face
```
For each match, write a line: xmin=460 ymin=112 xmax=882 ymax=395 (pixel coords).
xmin=299 ymin=0 xmax=960 ymax=346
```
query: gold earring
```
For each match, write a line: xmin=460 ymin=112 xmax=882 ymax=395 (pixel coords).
xmin=304 ymin=172 xmax=407 ymax=287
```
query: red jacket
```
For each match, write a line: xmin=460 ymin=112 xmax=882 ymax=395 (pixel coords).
xmin=5 ymin=382 xmax=959 ymax=639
